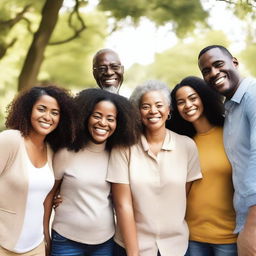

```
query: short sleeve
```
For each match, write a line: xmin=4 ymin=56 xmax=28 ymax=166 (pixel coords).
xmin=106 ymin=146 xmax=130 ymax=184
xmin=53 ymin=148 xmax=69 ymax=180
xmin=186 ymin=138 xmax=202 ymax=182
xmin=0 ymin=130 xmax=21 ymax=175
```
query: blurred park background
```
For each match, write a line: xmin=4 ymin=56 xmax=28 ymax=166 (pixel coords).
xmin=0 ymin=0 xmax=256 ymax=129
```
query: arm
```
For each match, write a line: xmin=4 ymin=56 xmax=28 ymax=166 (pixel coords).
xmin=237 ymin=88 xmax=256 ymax=256
xmin=237 ymin=206 xmax=256 ymax=256
xmin=111 ymin=183 xmax=139 ymax=256
xmin=43 ymin=179 xmax=62 ymax=256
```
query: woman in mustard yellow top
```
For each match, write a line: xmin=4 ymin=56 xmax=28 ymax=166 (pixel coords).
xmin=167 ymin=76 xmax=237 ymax=256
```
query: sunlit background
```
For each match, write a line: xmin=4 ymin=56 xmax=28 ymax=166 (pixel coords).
xmin=0 ymin=0 xmax=255 ymax=128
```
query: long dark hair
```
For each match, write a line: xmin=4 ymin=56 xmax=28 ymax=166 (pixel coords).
xmin=166 ymin=76 xmax=224 ymax=138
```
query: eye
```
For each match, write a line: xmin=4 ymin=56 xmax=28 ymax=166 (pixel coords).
xmin=141 ymin=105 xmax=150 ymax=110
xmin=176 ymin=100 xmax=184 ymax=106
xmin=107 ymin=117 xmax=116 ymax=122
xmin=215 ymin=61 xmax=224 ymax=68
xmin=190 ymin=97 xmax=197 ymax=101
xmin=37 ymin=107 xmax=45 ymax=112
xmin=92 ymin=114 xmax=101 ymax=120
xmin=52 ymin=111 xmax=60 ymax=116
xmin=110 ymin=64 xmax=121 ymax=71
xmin=156 ymin=104 xmax=163 ymax=108
xmin=97 ymin=66 xmax=107 ymax=73
xmin=202 ymin=69 xmax=210 ymax=76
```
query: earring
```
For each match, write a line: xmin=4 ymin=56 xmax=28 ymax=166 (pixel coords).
xmin=167 ymin=113 xmax=171 ymax=120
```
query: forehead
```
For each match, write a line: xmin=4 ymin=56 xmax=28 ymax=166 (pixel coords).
xmin=141 ymin=90 xmax=166 ymax=103
xmin=198 ymin=48 xmax=230 ymax=69
xmin=93 ymin=100 xmax=117 ymax=115
xmin=94 ymin=51 xmax=121 ymax=66
xmin=34 ymin=95 xmax=59 ymax=108
xmin=176 ymin=86 xmax=197 ymax=99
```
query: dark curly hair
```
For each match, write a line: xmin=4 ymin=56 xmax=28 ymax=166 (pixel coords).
xmin=166 ymin=76 xmax=224 ymax=138
xmin=70 ymin=88 xmax=141 ymax=152
xmin=6 ymin=85 xmax=76 ymax=151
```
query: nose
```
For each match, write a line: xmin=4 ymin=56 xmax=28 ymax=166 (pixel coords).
xmin=106 ymin=66 xmax=115 ymax=75
xmin=149 ymin=105 xmax=158 ymax=114
xmin=184 ymin=100 xmax=192 ymax=109
xmin=210 ymin=66 xmax=220 ymax=77
xmin=98 ymin=118 xmax=107 ymax=126
xmin=43 ymin=111 xmax=51 ymax=121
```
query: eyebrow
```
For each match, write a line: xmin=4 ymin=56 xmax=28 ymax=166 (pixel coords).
xmin=37 ymin=104 xmax=60 ymax=111
xmin=176 ymin=93 xmax=197 ymax=100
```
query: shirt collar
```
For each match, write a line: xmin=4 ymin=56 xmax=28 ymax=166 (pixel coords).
xmin=140 ymin=130 xmax=175 ymax=152
xmin=229 ymin=77 xmax=250 ymax=104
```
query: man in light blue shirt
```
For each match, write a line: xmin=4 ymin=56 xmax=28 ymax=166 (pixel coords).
xmin=198 ymin=45 xmax=256 ymax=256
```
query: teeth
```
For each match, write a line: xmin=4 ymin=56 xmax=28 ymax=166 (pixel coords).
xmin=40 ymin=122 xmax=51 ymax=128
xmin=148 ymin=117 xmax=160 ymax=123
xmin=186 ymin=109 xmax=197 ymax=116
xmin=105 ymin=79 xmax=116 ymax=83
xmin=95 ymin=128 xmax=107 ymax=135
xmin=215 ymin=77 xmax=225 ymax=85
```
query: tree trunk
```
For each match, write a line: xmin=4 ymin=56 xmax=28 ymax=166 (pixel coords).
xmin=18 ymin=0 xmax=64 ymax=91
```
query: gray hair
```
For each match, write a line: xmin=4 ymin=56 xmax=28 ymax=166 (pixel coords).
xmin=129 ymin=80 xmax=171 ymax=109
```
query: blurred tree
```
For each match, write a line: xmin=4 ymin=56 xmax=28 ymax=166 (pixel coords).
xmin=5 ymin=0 xmax=210 ymax=91
xmin=98 ymin=0 xmax=208 ymax=37
xmin=125 ymin=30 xmax=230 ymax=89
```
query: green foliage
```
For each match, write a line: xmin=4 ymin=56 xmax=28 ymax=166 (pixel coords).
xmin=240 ymin=42 xmax=256 ymax=76
xmin=98 ymin=0 xmax=208 ymax=37
xmin=39 ymin=11 xmax=108 ymax=89
xmin=125 ymin=30 xmax=230 ymax=89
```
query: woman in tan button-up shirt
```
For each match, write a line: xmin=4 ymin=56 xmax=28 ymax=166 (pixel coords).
xmin=107 ymin=80 xmax=202 ymax=256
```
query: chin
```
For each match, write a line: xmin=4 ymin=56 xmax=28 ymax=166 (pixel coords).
xmin=103 ymin=85 xmax=119 ymax=93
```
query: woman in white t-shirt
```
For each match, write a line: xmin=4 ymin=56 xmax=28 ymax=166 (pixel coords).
xmin=0 ymin=86 xmax=75 ymax=256
xmin=44 ymin=88 xmax=140 ymax=256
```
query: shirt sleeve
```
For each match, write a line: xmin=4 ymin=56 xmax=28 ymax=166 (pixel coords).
xmin=185 ymin=137 xmax=202 ymax=182
xmin=106 ymin=146 xmax=130 ymax=184
xmin=53 ymin=148 xmax=69 ymax=180
xmin=243 ymin=87 xmax=256 ymax=208
xmin=0 ymin=130 xmax=21 ymax=175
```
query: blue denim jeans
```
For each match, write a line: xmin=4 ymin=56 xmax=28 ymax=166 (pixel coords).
xmin=51 ymin=230 xmax=114 ymax=256
xmin=114 ymin=242 xmax=161 ymax=256
xmin=185 ymin=241 xmax=237 ymax=256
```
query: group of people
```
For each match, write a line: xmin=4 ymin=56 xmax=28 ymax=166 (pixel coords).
xmin=0 ymin=44 xmax=256 ymax=256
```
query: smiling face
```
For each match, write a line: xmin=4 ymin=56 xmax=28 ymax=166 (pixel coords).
xmin=175 ymin=86 xmax=205 ymax=124
xmin=140 ymin=90 xmax=170 ymax=132
xmin=88 ymin=100 xmax=117 ymax=144
xmin=198 ymin=47 xmax=241 ymax=99
xmin=93 ymin=50 xmax=124 ymax=93
xmin=30 ymin=95 xmax=60 ymax=138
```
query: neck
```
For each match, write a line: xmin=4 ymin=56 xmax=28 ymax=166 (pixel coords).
xmin=145 ymin=126 xmax=166 ymax=144
xmin=26 ymin=131 xmax=46 ymax=149
xmin=193 ymin=116 xmax=214 ymax=134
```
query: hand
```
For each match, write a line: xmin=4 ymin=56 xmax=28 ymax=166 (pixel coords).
xmin=238 ymin=226 xmax=256 ymax=256
xmin=53 ymin=194 xmax=62 ymax=209
xmin=44 ymin=237 xmax=51 ymax=256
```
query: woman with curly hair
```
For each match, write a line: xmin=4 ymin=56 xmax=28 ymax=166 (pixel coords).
xmin=44 ymin=88 xmax=140 ymax=256
xmin=0 ymin=85 xmax=75 ymax=256
xmin=107 ymin=80 xmax=202 ymax=256
xmin=168 ymin=76 xmax=237 ymax=256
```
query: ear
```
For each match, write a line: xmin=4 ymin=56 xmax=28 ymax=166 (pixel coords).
xmin=232 ymin=57 xmax=239 ymax=68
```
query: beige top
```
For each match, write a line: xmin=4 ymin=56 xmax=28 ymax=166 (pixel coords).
xmin=0 ymin=129 xmax=53 ymax=251
xmin=52 ymin=141 xmax=115 ymax=244
xmin=107 ymin=129 xmax=201 ymax=256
